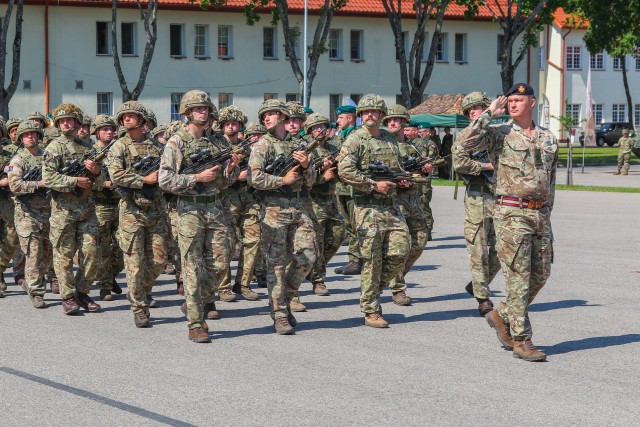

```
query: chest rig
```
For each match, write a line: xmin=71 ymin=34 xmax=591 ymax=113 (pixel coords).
xmin=16 ymin=148 xmax=48 ymax=202
xmin=176 ymin=129 xmax=225 ymax=190
xmin=357 ymin=129 xmax=402 ymax=173
xmin=266 ymin=132 xmax=305 ymax=193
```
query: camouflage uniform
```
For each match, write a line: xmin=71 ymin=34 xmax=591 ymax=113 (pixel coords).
xmin=0 ymin=142 xmax=25 ymax=284
xmin=458 ymin=105 xmax=557 ymax=342
xmin=8 ymin=123 xmax=52 ymax=301
xmin=338 ymin=95 xmax=410 ymax=319
xmin=248 ymin=100 xmax=317 ymax=324
xmin=411 ymin=136 xmax=438 ymax=237
xmin=43 ymin=106 xmax=104 ymax=308
xmin=615 ymin=134 xmax=634 ymax=174
xmin=107 ymin=105 xmax=167 ymax=320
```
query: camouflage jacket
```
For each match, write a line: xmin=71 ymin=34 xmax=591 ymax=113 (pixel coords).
xmin=618 ymin=137 xmax=634 ymax=154
xmin=311 ymin=140 xmax=340 ymax=196
xmin=159 ymin=129 xmax=237 ymax=196
xmin=338 ymin=127 xmax=403 ymax=199
xmin=8 ymin=147 xmax=44 ymax=195
xmin=92 ymin=141 xmax=119 ymax=200
xmin=452 ymin=138 xmax=495 ymax=191
xmin=458 ymin=110 xmax=557 ymax=209
xmin=396 ymin=139 xmax=423 ymax=196
xmin=43 ymin=133 xmax=105 ymax=195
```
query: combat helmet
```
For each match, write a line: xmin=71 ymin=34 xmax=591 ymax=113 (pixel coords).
xmin=52 ymin=103 xmax=82 ymax=127
xmin=16 ymin=120 xmax=44 ymax=139
xmin=179 ymin=90 xmax=215 ymax=115
xmin=91 ymin=114 xmax=117 ymax=135
xmin=356 ymin=94 xmax=388 ymax=116
xmin=115 ymin=101 xmax=147 ymax=126
xmin=461 ymin=92 xmax=491 ymax=115
xmin=43 ymin=127 xmax=61 ymax=146
xmin=244 ymin=121 xmax=267 ymax=137
xmin=6 ymin=117 xmax=22 ymax=132
xmin=145 ymin=107 xmax=158 ymax=129
xmin=303 ymin=113 xmax=330 ymax=134
xmin=257 ymin=99 xmax=290 ymax=121
xmin=152 ymin=124 xmax=169 ymax=139
xmin=27 ymin=111 xmax=48 ymax=128
xmin=285 ymin=101 xmax=306 ymax=119
xmin=218 ymin=105 xmax=248 ymax=125
xmin=383 ymin=104 xmax=410 ymax=123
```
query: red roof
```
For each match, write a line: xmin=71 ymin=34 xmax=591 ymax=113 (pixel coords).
xmin=26 ymin=0 xmax=507 ymax=19
xmin=553 ymin=8 xmax=589 ymax=29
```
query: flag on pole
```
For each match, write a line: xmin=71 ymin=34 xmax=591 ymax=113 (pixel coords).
xmin=583 ymin=66 xmax=596 ymax=146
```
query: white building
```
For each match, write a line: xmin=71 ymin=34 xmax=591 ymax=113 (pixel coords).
xmin=2 ymin=0 xmax=537 ymax=123
xmin=540 ymin=9 xmax=640 ymax=139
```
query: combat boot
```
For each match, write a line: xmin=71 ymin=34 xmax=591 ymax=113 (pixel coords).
xmin=334 ymin=265 xmax=344 ymax=274
xmin=486 ymin=309 xmax=513 ymax=350
xmin=0 ymin=272 xmax=6 ymax=292
xmin=134 ymin=311 xmax=150 ymax=328
xmin=364 ymin=312 xmax=389 ymax=328
xmin=313 ymin=282 xmax=330 ymax=296
xmin=30 ymin=294 xmax=46 ymax=309
xmin=340 ymin=261 xmax=362 ymax=275
xmin=62 ymin=297 xmax=80 ymax=315
xmin=289 ymin=296 xmax=307 ymax=312
xmin=111 ymin=279 xmax=122 ymax=295
xmin=623 ymin=171 xmax=629 ymax=175
xmin=164 ymin=262 xmax=176 ymax=275
xmin=15 ymin=274 xmax=25 ymax=288
xmin=147 ymin=294 xmax=158 ymax=308
xmin=274 ymin=317 xmax=294 ymax=335
xmin=100 ymin=289 xmax=113 ymax=301
xmin=188 ymin=326 xmax=211 ymax=343
xmin=613 ymin=170 xmax=621 ymax=175
xmin=232 ymin=282 xmax=260 ymax=301
xmin=219 ymin=288 xmax=237 ymax=302
xmin=204 ymin=302 xmax=220 ymax=320
xmin=256 ymin=274 xmax=267 ymax=288
xmin=50 ymin=278 xmax=60 ymax=294
xmin=75 ymin=292 xmax=101 ymax=312
xmin=176 ymin=273 xmax=184 ymax=295
xmin=476 ymin=298 xmax=494 ymax=317
xmin=392 ymin=290 xmax=412 ymax=306
xmin=512 ymin=339 xmax=547 ymax=362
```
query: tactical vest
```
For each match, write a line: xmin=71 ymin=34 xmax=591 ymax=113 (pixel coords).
xmin=15 ymin=148 xmax=48 ymax=203
xmin=120 ymin=135 xmax=162 ymax=207
xmin=356 ymin=128 xmax=402 ymax=173
xmin=176 ymin=129 xmax=225 ymax=190
xmin=93 ymin=141 xmax=119 ymax=200
xmin=310 ymin=141 xmax=338 ymax=196
xmin=265 ymin=132 xmax=305 ymax=193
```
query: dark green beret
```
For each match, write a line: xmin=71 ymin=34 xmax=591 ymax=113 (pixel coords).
xmin=304 ymin=107 xmax=314 ymax=114
xmin=406 ymin=120 xmax=419 ymax=128
xmin=336 ymin=105 xmax=356 ymax=115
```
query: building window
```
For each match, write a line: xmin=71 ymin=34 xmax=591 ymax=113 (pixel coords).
xmin=635 ymin=104 xmax=640 ymax=126
xmin=567 ymin=104 xmax=581 ymax=126
xmin=350 ymin=30 xmax=364 ymax=61
xmin=96 ymin=22 xmax=112 ymax=55
xmin=218 ymin=25 xmax=232 ymax=58
xmin=97 ymin=93 xmax=113 ymax=115
xmin=593 ymin=104 xmax=603 ymax=124
xmin=613 ymin=56 xmax=625 ymax=71
xmin=612 ymin=104 xmax=626 ymax=121
xmin=565 ymin=46 xmax=580 ymax=70
xmin=395 ymin=94 xmax=404 ymax=105
xmin=350 ymin=94 xmax=362 ymax=104
xmin=263 ymin=27 xmax=277 ymax=59
xmin=329 ymin=94 xmax=342 ymax=122
xmin=121 ymin=22 xmax=137 ymax=56
xmin=218 ymin=93 xmax=233 ymax=109
xmin=171 ymin=92 xmax=184 ymax=120
xmin=194 ymin=24 xmax=209 ymax=58
xmin=285 ymin=93 xmax=299 ymax=102
xmin=170 ymin=24 xmax=185 ymax=57
xmin=329 ymin=29 xmax=342 ymax=60
xmin=454 ymin=33 xmax=467 ymax=63
xmin=264 ymin=93 xmax=277 ymax=100
xmin=590 ymin=52 xmax=605 ymax=70
xmin=435 ymin=33 xmax=448 ymax=62
xmin=497 ymin=34 xmax=504 ymax=64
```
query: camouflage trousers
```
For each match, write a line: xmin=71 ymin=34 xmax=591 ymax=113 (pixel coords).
xmin=49 ymin=197 xmax=99 ymax=300
xmin=336 ymin=195 xmax=361 ymax=263
xmin=617 ymin=152 xmax=631 ymax=172
xmin=118 ymin=200 xmax=167 ymax=314
xmin=463 ymin=189 xmax=500 ymax=300
xmin=494 ymin=205 xmax=553 ymax=341
xmin=220 ymin=188 xmax=261 ymax=289
xmin=260 ymin=197 xmax=316 ymax=319
xmin=167 ymin=199 xmax=181 ymax=278
xmin=95 ymin=201 xmax=124 ymax=290
xmin=420 ymin=183 xmax=434 ymax=233
xmin=15 ymin=199 xmax=52 ymax=297
xmin=177 ymin=198 xmax=230 ymax=329
xmin=389 ymin=191 xmax=428 ymax=292
xmin=354 ymin=202 xmax=410 ymax=314
xmin=0 ymin=196 xmax=25 ymax=276
xmin=309 ymin=194 xmax=345 ymax=285
xmin=254 ymin=248 xmax=267 ymax=277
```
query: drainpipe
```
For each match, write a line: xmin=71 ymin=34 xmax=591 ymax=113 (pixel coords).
xmin=44 ymin=0 xmax=50 ymax=115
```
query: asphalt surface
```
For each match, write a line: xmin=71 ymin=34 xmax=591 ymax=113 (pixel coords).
xmin=558 ymin=164 xmax=640 ymax=187
xmin=1 ymin=183 xmax=639 ymax=426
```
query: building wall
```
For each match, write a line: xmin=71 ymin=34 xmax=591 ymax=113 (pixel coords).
xmin=2 ymin=4 xmax=536 ymax=123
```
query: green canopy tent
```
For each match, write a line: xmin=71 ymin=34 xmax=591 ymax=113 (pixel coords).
xmin=410 ymin=113 xmax=470 ymax=128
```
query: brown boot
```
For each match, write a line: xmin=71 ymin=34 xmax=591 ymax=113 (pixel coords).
xmin=164 ymin=263 xmax=176 ymax=275
xmin=134 ymin=311 xmax=150 ymax=328
xmin=274 ymin=317 xmax=294 ymax=335
xmin=512 ymin=339 xmax=547 ymax=362
xmin=30 ymin=294 xmax=46 ymax=309
xmin=289 ymin=297 xmax=307 ymax=312
xmin=188 ymin=326 xmax=211 ymax=343
xmin=232 ymin=282 xmax=260 ymax=301
xmin=476 ymin=298 xmax=494 ymax=317
xmin=364 ymin=312 xmax=389 ymax=328
xmin=392 ymin=290 xmax=412 ymax=306
xmin=62 ymin=297 xmax=80 ymax=315
xmin=313 ymin=282 xmax=330 ymax=296
xmin=100 ymin=289 xmax=113 ymax=301
xmin=75 ymin=292 xmax=101 ymax=312
xmin=340 ymin=261 xmax=362 ymax=275
xmin=219 ymin=289 xmax=237 ymax=302
xmin=204 ymin=302 xmax=220 ymax=320
xmin=486 ymin=309 xmax=513 ymax=350
xmin=613 ymin=171 xmax=621 ymax=175
xmin=623 ymin=171 xmax=629 ymax=175
xmin=50 ymin=278 xmax=60 ymax=294
xmin=0 ymin=272 xmax=6 ymax=292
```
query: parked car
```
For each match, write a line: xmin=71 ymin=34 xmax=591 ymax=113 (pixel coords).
xmin=579 ymin=122 xmax=634 ymax=146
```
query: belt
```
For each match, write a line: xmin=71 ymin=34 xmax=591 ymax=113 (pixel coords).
xmin=353 ymin=195 xmax=393 ymax=207
xmin=467 ymin=184 xmax=491 ymax=194
xmin=497 ymin=196 xmax=544 ymax=210
xmin=265 ymin=188 xmax=309 ymax=199
xmin=178 ymin=194 xmax=220 ymax=204
xmin=94 ymin=197 xmax=119 ymax=206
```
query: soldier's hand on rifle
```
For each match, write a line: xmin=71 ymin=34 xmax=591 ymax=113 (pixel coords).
xmin=0 ymin=177 xmax=8 ymax=187
xmin=238 ymin=169 xmax=248 ymax=182
xmin=143 ymin=170 xmax=159 ymax=184
xmin=373 ymin=180 xmax=396 ymax=195
xmin=481 ymin=162 xmax=494 ymax=171
xmin=282 ymin=165 xmax=300 ymax=185
xmin=76 ymin=177 xmax=92 ymax=189
xmin=321 ymin=157 xmax=334 ymax=171
xmin=226 ymin=153 xmax=243 ymax=175
xmin=292 ymin=151 xmax=309 ymax=169
xmin=322 ymin=167 xmax=337 ymax=182
xmin=37 ymin=180 xmax=46 ymax=189
xmin=84 ymin=159 xmax=101 ymax=175
xmin=195 ymin=165 xmax=220 ymax=183
xmin=104 ymin=180 xmax=117 ymax=189
xmin=490 ymin=96 xmax=508 ymax=116
xmin=421 ymin=163 xmax=433 ymax=174
xmin=398 ymin=179 xmax=413 ymax=188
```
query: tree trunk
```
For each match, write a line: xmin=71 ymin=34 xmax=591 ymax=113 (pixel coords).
xmin=0 ymin=0 xmax=24 ymax=117
xmin=621 ymin=58 xmax=633 ymax=127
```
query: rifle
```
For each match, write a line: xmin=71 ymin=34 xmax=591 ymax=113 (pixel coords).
xmin=312 ymin=144 xmax=340 ymax=171
xmin=0 ymin=160 xmax=10 ymax=180
xmin=401 ymin=154 xmax=449 ymax=174
xmin=116 ymin=154 xmax=162 ymax=199
xmin=460 ymin=150 xmax=493 ymax=183
xmin=264 ymin=139 xmax=319 ymax=177
xmin=17 ymin=165 xmax=50 ymax=201
xmin=57 ymin=139 xmax=116 ymax=196
xmin=365 ymin=160 xmax=428 ymax=184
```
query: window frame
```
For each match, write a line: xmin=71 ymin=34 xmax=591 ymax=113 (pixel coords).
xmin=435 ymin=33 xmax=448 ymax=63
xmin=263 ymin=27 xmax=278 ymax=59
xmin=593 ymin=104 xmax=603 ymax=124
xmin=634 ymin=104 xmax=640 ymax=127
xmin=329 ymin=94 xmax=342 ymax=122
xmin=590 ymin=52 xmax=605 ymax=70
xmin=218 ymin=25 xmax=233 ymax=59
xmin=328 ymin=28 xmax=343 ymax=61
xmin=497 ymin=34 xmax=505 ymax=64
xmin=565 ymin=45 xmax=581 ymax=70
xmin=121 ymin=22 xmax=137 ymax=56
xmin=454 ymin=33 xmax=467 ymax=63
xmin=613 ymin=56 xmax=625 ymax=71
xmin=567 ymin=104 xmax=581 ymax=126
xmin=170 ymin=24 xmax=186 ymax=58
xmin=612 ymin=103 xmax=626 ymax=122
xmin=350 ymin=30 xmax=364 ymax=61
xmin=170 ymin=92 xmax=185 ymax=121
xmin=97 ymin=92 xmax=113 ymax=115
xmin=194 ymin=24 xmax=210 ymax=58
xmin=96 ymin=21 xmax=112 ymax=56
xmin=218 ymin=93 xmax=233 ymax=109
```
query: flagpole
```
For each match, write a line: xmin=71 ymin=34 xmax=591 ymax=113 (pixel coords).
xmin=582 ymin=64 xmax=594 ymax=173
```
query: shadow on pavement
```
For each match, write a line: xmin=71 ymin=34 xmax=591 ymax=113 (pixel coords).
xmin=430 ymin=235 xmax=464 ymax=242
xmin=529 ymin=299 xmax=598 ymax=312
xmin=541 ymin=334 xmax=640 ymax=355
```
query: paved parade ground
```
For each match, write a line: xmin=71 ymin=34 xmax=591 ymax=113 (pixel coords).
xmin=1 ymin=178 xmax=639 ymax=426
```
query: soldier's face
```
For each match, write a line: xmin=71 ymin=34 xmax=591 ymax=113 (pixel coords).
xmin=122 ymin=113 xmax=141 ymax=129
xmin=189 ymin=106 xmax=210 ymax=124
xmin=9 ymin=128 xmax=17 ymax=140
xmin=224 ymin=121 xmax=240 ymax=136
xmin=508 ymin=95 xmax=535 ymax=118
xmin=21 ymin=131 xmax=39 ymax=148
xmin=155 ymin=134 xmax=167 ymax=144
xmin=58 ymin=118 xmax=75 ymax=133
xmin=385 ymin=118 xmax=405 ymax=134
xmin=337 ymin=113 xmax=354 ymax=130
xmin=418 ymin=129 xmax=429 ymax=139
xmin=97 ymin=126 xmax=115 ymax=142
xmin=468 ymin=105 xmax=485 ymax=121
xmin=360 ymin=110 xmax=380 ymax=128
xmin=262 ymin=111 xmax=280 ymax=129
xmin=310 ymin=124 xmax=328 ymax=139
xmin=285 ymin=117 xmax=302 ymax=134
xmin=77 ymin=125 xmax=90 ymax=137
xmin=404 ymin=127 xmax=417 ymax=139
